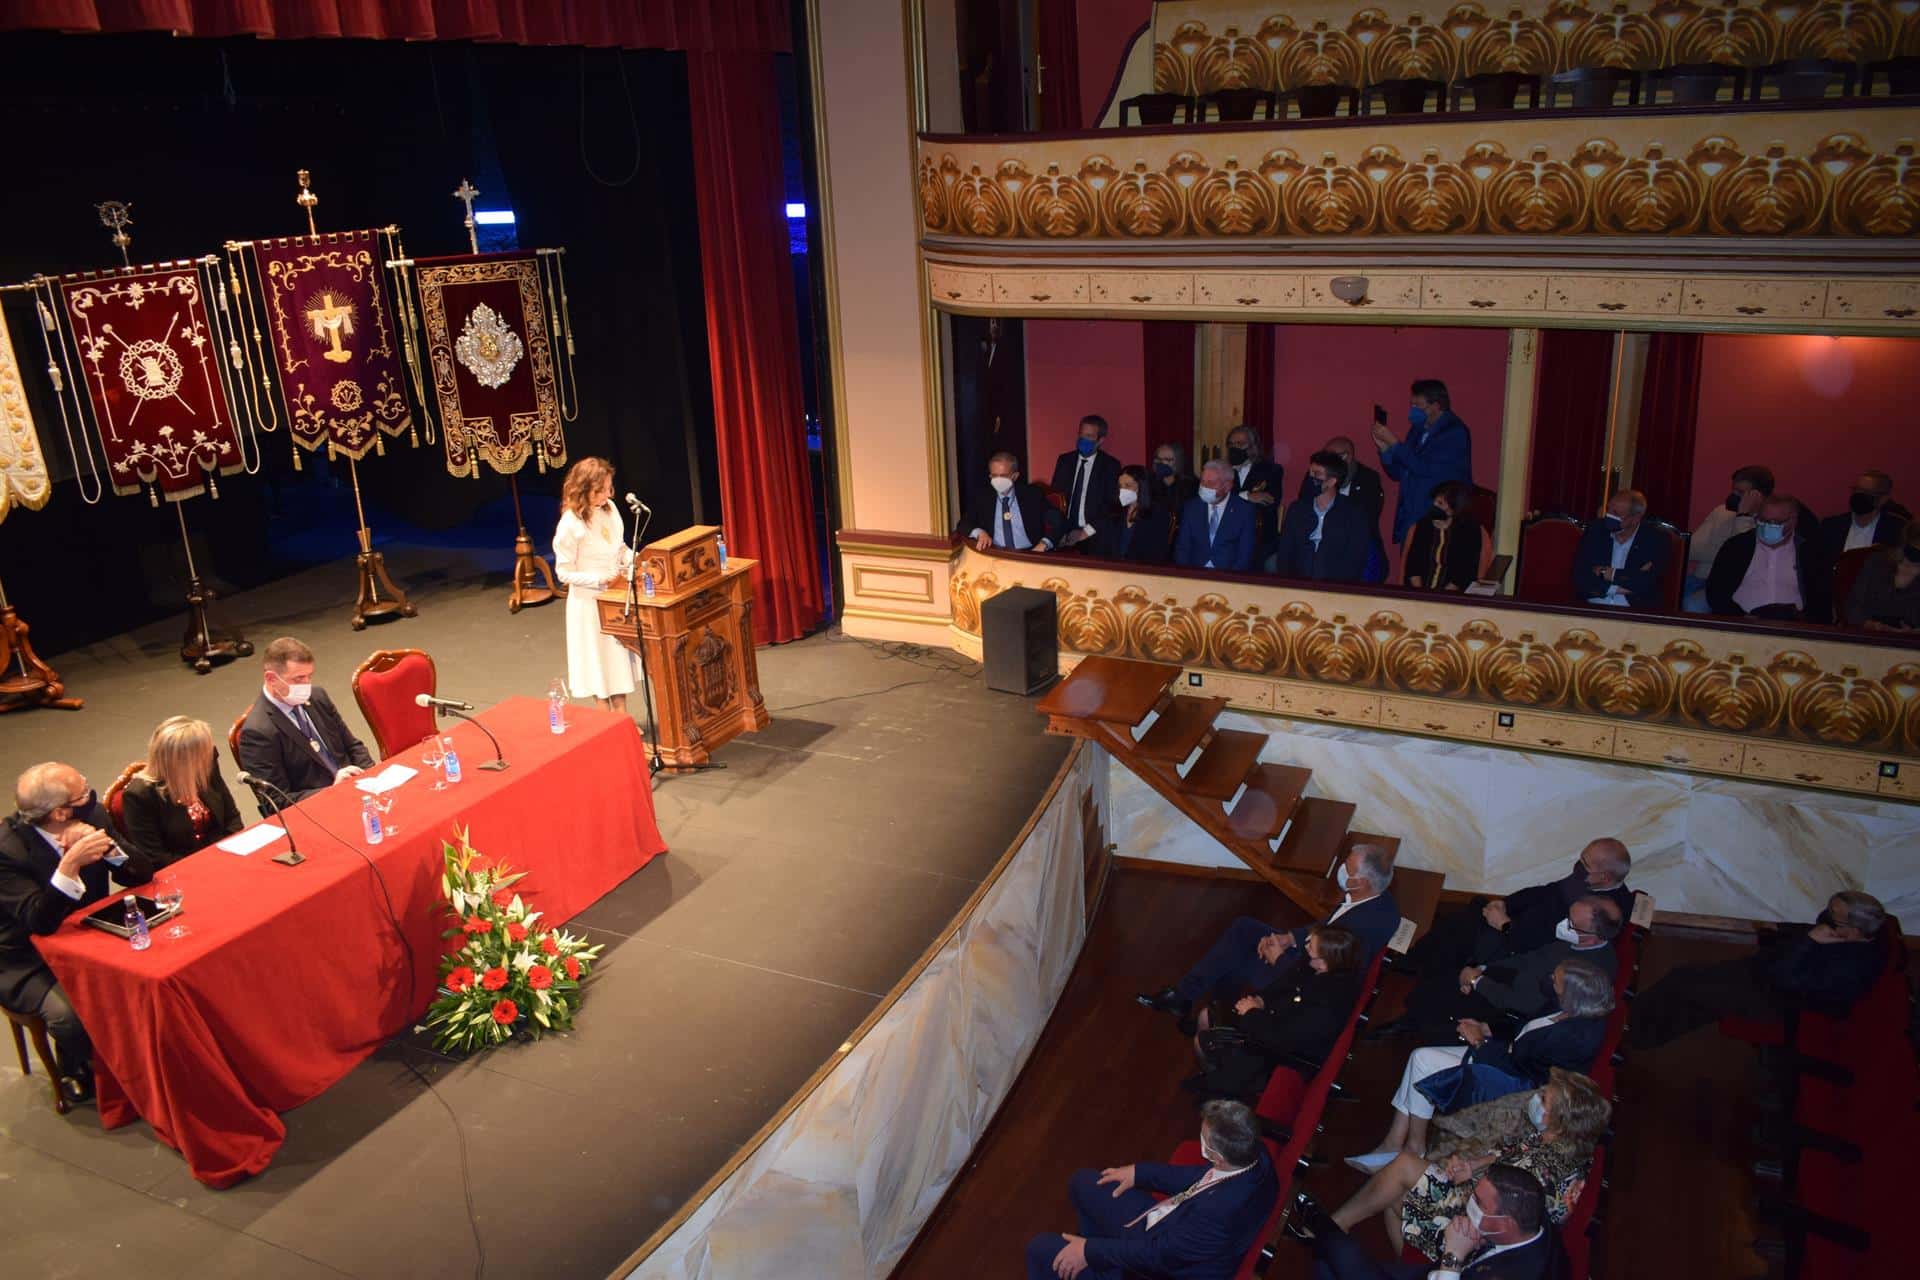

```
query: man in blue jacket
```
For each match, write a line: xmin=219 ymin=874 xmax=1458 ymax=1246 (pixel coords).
xmin=1372 ymin=379 xmax=1472 ymax=547
xmin=1571 ymin=489 xmax=1670 ymax=609
xmin=1025 ymin=1099 xmax=1278 ymax=1280
xmin=1174 ymin=460 xmax=1258 ymax=573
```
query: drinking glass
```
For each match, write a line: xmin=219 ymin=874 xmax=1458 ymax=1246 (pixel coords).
xmin=422 ymin=735 xmax=448 ymax=791
xmin=373 ymin=794 xmax=399 ymax=837
xmin=155 ymin=872 xmax=189 ymax=940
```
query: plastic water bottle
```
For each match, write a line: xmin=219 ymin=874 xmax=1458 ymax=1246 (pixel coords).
xmin=440 ymin=734 xmax=464 ymax=785
xmin=124 ymin=895 xmax=151 ymax=951
xmin=361 ymin=794 xmax=385 ymax=845
xmin=548 ymin=678 xmax=568 ymax=734
xmin=641 ymin=569 xmax=656 ymax=599
xmin=716 ymin=531 xmax=728 ymax=570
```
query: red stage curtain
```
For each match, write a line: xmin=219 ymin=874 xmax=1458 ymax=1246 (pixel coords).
xmin=1142 ymin=321 xmax=1196 ymax=464
xmin=687 ymin=52 xmax=824 ymax=645
xmin=1243 ymin=322 xmax=1276 ymax=445
xmin=0 ymin=0 xmax=792 ymax=51
xmin=1633 ymin=332 xmax=1705 ymax=526
xmin=1037 ymin=0 xmax=1083 ymax=131
xmin=1527 ymin=329 xmax=1615 ymax=518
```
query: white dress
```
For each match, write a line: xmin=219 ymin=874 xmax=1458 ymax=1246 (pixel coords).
xmin=553 ymin=504 xmax=637 ymax=700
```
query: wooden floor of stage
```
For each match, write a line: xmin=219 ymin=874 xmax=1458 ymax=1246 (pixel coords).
xmin=895 ymin=866 xmax=1770 ymax=1280
xmin=0 ymin=544 xmax=1071 ymax=1280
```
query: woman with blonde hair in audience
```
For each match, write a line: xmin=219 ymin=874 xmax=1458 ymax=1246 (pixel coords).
xmin=119 ymin=715 xmax=244 ymax=866
xmin=1322 ymin=1067 xmax=1609 ymax=1255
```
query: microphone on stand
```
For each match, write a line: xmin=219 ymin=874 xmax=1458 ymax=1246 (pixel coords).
xmin=236 ymin=772 xmax=306 ymax=865
xmin=621 ymin=492 xmax=654 ymax=621
xmin=416 ymin=694 xmax=510 ymax=772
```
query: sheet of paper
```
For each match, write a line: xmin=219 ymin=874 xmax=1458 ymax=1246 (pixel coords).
xmin=354 ymin=763 xmax=419 ymax=795
xmin=218 ymin=824 xmax=288 ymax=856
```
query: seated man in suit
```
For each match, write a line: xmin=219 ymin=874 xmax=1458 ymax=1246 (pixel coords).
xmin=1050 ymin=414 xmax=1122 ymax=552
xmin=1174 ymin=460 xmax=1258 ymax=573
xmin=962 ymin=450 xmax=1057 ymax=555
xmin=1293 ymin=1163 xmax=1558 ymax=1279
xmin=1138 ymin=844 xmax=1400 ymax=1029
xmin=1024 ymin=1099 xmax=1278 ymax=1280
xmin=237 ymin=636 xmax=375 ymax=809
xmin=1405 ymin=839 xmax=1632 ymax=979
xmin=1707 ymin=495 xmax=1812 ymax=619
xmin=1276 ymin=451 xmax=1373 ymax=583
xmin=1224 ymin=425 xmax=1285 ymax=567
xmin=0 ymin=762 xmax=154 ymax=1101
xmin=1571 ymin=489 xmax=1668 ymax=609
xmin=1630 ymin=890 xmax=1884 ymax=1050
xmin=1814 ymin=469 xmax=1905 ymax=620
xmin=1310 ymin=435 xmax=1388 ymax=582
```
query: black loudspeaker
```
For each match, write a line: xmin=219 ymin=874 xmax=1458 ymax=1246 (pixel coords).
xmin=982 ymin=586 xmax=1059 ymax=696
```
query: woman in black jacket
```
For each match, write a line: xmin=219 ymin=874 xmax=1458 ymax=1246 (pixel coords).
xmin=1403 ymin=480 xmax=1483 ymax=592
xmin=118 ymin=716 xmax=244 ymax=867
xmin=1185 ymin=925 xmax=1365 ymax=1102
xmin=1089 ymin=464 xmax=1174 ymax=565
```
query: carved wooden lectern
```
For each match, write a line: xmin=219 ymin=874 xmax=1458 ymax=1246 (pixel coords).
xmin=595 ymin=525 xmax=768 ymax=769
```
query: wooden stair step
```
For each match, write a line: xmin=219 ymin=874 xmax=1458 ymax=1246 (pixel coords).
xmin=1175 ymin=730 xmax=1267 ymax=801
xmin=1035 ymin=655 xmax=1181 ymax=729
xmin=1136 ymin=695 xmax=1229 ymax=762
xmin=1226 ymin=764 xmax=1313 ymax=841
xmin=1271 ymin=796 xmax=1357 ymax=876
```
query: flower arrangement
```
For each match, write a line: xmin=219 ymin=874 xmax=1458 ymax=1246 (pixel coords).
xmin=424 ymin=827 xmax=604 ymax=1054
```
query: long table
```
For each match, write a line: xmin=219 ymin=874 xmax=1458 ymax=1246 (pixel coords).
xmin=36 ymin=698 xmax=667 ymax=1188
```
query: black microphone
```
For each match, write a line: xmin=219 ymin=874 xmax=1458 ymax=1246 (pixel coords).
xmin=236 ymin=772 xmax=306 ymax=866
xmin=414 ymin=693 xmax=475 ymax=713
xmin=420 ymin=700 xmax=510 ymax=772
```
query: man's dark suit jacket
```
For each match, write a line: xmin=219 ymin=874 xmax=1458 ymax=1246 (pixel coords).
xmin=1275 ymin=494 xmax=1371 ymax=583
xmin=1813 ymin=510 xmax=1907 ymax=620
xmin=1090 ymin=504 xmax=1174 ymax=564
xmin=1174 ymin=495 xmax=1258 ymax=572
xmin=1232 ymin=460 xmax=1285 ymax=560
xmin=1313 ymin=1222 xmax=1562 ymax=1279
xmin=1494 ymin=869 xmax=1635 ymax=959
xmin=1051 ymin=448 xmax=1122 ymax=536
xmin=1081 ymin=1147 xmax=1279 ymax=1279
xmin=237 ymin=688 xmax=375 ymax=808
xmin=1706 ymin=530 xmax=1813 ymax=617
xmin=0 ymin=804 xmax=153 ymax=1008
xmin=1300 ymin=463 xmax=1387 ymax=550
xmin=960 ymin=480 xmax=1056 ymax=551
xmin=118 ymin=771 xmax=245 ymax=867
xmin=1761 ymin=929 xmax=1883 ymax=1016
xmin=1471 ymin=1014 xmax=1606 ymax=1085
xmin=1570 ymin=521 xmax=1670 ymax=609
xmin=1288 ymin=890 xmax=1401 ymax=958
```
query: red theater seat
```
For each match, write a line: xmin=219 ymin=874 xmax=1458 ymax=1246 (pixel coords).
xmin=103 ymin=759 xmax=143 ymax=830
xmin=1515 ymin=514 xmax=1586 ymax=604
xmin=1831 ymin=545 xmax=1879 ymax=621
xmin=1644 ymin=518 xmax=1690 ymax=612
xmin=351 ymin=648 xmax=439 ymax=759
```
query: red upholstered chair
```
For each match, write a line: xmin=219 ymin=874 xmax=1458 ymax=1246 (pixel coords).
xmin=103 ymin=759 xmax=144 ymax=832
xmin=1644 ymin=519 xmax=1690 ymax=612
xmin=1470 ymin=485 xmax=1498 ymax=535
xmin=227 ymin=710 xmax=249 ymax=771
xmin=351 ymin=649 xmax=438 ymax=760
xmin=1515 ymin=514 xmax=1587 ymax=604
xmin=1831 ymin=545 xmax=1880 ymax=623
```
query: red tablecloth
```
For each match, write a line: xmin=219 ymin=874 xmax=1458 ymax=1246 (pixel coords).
xmin=35 ymin=698 xmax=665 ymax=1187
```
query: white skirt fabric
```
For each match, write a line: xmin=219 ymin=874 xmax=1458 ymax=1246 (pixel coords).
xmin=564 ymin=587 xmax=637 ymax=700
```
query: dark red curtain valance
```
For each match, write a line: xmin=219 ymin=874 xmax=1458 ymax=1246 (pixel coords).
xmin=0 ymin=1 xmax=792 ymax=52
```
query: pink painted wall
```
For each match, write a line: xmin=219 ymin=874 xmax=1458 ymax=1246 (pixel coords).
xmin=1078 ymin=0 xmax=1155 ymax=127
xmin=1686 ymin=335 xmax=1920 ymax=528
xmin=1025 ymin=318 xmax=1146 ymax=473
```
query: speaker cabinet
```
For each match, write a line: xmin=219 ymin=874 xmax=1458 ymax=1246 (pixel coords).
xmin=981 ymin=586 xmax=1059 ymax=696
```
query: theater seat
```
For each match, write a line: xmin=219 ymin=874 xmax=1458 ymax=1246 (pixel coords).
xmin=227 ymin=710 xmax=248 ymax=771
xmin=103 ymin=760 xmax=143 ymax=830
xmin=351 ymin=648 xmax=438 ymax=759
xmin=1645 ymin=518 xmax=1689 ymax=611
xmin=1515 ymin=514 xmax=1586 ymax=605
xmin=1831 ymin=545 xmax=1879 ymax=621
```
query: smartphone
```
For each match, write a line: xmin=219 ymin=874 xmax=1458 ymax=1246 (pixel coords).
xmin=1372 ymin=403 xmax=1388 ymax=427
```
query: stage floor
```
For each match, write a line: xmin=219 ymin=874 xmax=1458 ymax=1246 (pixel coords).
xmin=0 ymin=545 xmax=1069 ymax=1278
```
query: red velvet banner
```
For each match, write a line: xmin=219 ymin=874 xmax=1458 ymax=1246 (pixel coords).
xmin=58 ymin=263 xmax=243 ymax=503
xmin=413 ymin=252 xmax=566 ymax=478
xmin=249 ymin=230 xmax=413 ymax=461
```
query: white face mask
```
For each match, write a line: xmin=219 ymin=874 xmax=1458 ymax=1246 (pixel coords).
xmin=1555 ymin=917 xmax=1581 ymax=944
xmin=989 ymin=475 xmax=1014 ymax=495
xmin=1117 ymin=488 xmax=1139 ymax=508
xmin=1202 ymin=485 xmax=1227 ymax=505
xmin=1336 ymin=864 xmax=1351 ymax=892
xmin=1526 ymin=1092 xmax=1548 ymax=1130
xmin=1464 ymin=1195 xmax=1487 ymax=1231
xmin=279 ymin=680 xmax=313 ymax=707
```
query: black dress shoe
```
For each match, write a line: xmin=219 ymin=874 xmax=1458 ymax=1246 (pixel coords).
xmin=58 ymin=1072 xmax=94 ymax=1104
xmin=1135 ymin=986 xmax=1192 ymax=1018
xmin=1361 ymin=1016 xmax=1413 ymax=1042
xmin=1283 ymin=1191 xmax=1335 ymax=1243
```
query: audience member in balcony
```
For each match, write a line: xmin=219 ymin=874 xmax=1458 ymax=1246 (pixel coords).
xmin=1404 ymin=838 xmax=1632 ymax=979
xmin=1706 ymin=494 xmax=1811 ymax=619
xmin=1050 ymin=414 xmax=1122 ymax=551
xmin=1224 ymin=424 xmax=1284 ymax=567
xmin=1325 ymin=1067 xmax=1609 ymax=1260
xmin=1403 ymin=481 xmax=1483 ymax=593
xmin=1173 ymin=460 xmax=1258 ymax=573
xmin=1572 ymin=489 xmax=1668 ymax=609
xmin=1275 ymin=452 xmax=1373 ymax=583
xmin=962 ymin=451 xmax=1057 ymax=554
xmin=1629 ymin=890 xmax=1885 ymax=1050
xmin=1816 ymin=469 xmax=1906 ymax=620
xmin=1137 ymin=844 xmax=1399 ymax=1030
xmin=1844 ymin=520 xmax=1920 ymax=630
xmin=1150 ymin=441 xmax=1200 ymax=517
xmin=1184 ymin=924 xmax=1365 ymax=1102
xmin=1373 ymin=379 xmax=1473 ymax=548
xmin=1023 ymin=1099 xmax=1278 ymax=1280
xmin=1303 ymin=435 xmax=1389 ymax=581
xmin=1346 ymin=959 xmax=1613 ymax=1174
xmin=1292 ymin=1163 xmax=1555 ymax=1280
xmin=1683 ymin=464 xmax=1771 ymax=612
xmin=1376 ymin=897 xmax=1621 ymax=1043
xmin=1089 ymin=465 xmax=1172 ymax=564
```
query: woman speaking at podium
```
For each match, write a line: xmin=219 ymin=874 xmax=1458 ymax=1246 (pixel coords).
xmin=553 ymin=457 xmax=637 ymax=714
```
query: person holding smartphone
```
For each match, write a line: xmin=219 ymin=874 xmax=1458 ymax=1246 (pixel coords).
xmin=1371 ymin=381 xmax=1473 ymax=548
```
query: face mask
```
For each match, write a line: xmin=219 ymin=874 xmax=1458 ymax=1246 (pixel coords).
xmin=1154 ymin=461 xmax=1174 ymax=479
xmin=61 ymin=788 xmax=96 ymax=816
xmin=1603 ymin=513 xmax=1622 ymax=528
xmin=1464 ymin=1195 xmax=1487 ymax=1231
xmin=1076 ymin=437 xmax=1098 ymax=457
xmin=1849 ymin=492 xmax=1878 ymax=517
xmin=1117 ymin=488 xmax=1138 ymax=509
xmin=1555 ymin=917 xmax=1581 ymax=944
xmin=1757 ymin=521 xmax=1788 ymax=546
xmin=1311 ymin=474 xmax=1333 ymax=493
xmin=1226 ymin=446 xmax=1249 ymax=468
xmin=1427 ymin=506 xmax=1448 ymax=522
xmin=1336 ymin=864 xmax=1351 ymax=892
xmin=1203 ymin=486 xmax=1227 ymax=505
xmin=1725 ymin=492 xmax=1743 ymax=513
xmin=1408 ymin=407 xmax=1428 ymax=430
xmin=280 ymin=681 xmax=313 ymax=707
xmin=1199 ymin=1136 xmax=1219 ymax=1165
xmin=1526 ymin=1092 xmax=1548 ymax=1130
xmin=989 ymin=475 xmax=1014 ymax=495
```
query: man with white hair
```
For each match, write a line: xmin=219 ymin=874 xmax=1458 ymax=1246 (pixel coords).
xmin=1403 ymin=838 xmax=1633 ymax=979
xmin=1173 ymin=458 xmax=1258 ymax=572
xmin=1572 ymin=488 xmax=1669 ymax=608
xmin=0 ymin=761 xmax=153 ymax=1102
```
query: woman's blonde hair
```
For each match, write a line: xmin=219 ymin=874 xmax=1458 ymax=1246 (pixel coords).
xmin=1544 ymin=1067 xmax=1611 ymax=1154
xmin=561 ymin=457 xmax=614 ymax=524
xmin=141 ymin=715 xmax=215 ymax=802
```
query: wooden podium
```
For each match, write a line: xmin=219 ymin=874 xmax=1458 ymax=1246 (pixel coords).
xmin=596 ymin=525 xmax=768 ymax=770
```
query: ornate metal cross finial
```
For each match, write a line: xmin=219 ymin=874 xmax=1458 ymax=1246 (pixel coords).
xmin=295 ymin=169 xmax=319 ymax=236
xmin=453 ymin=179 xmax=480 ymax=253
xmin=95 ymin=200 xmax=133 ymax=268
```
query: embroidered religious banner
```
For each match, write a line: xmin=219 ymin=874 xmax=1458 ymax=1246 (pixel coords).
xmin=248 ymin=230 xmax=414 ymax=460
xmin=0 ymin=300 xmax=51 ymax=522
xmin=413 ymin=252 xmax=566 ymax=477
xmin=59 ymin=264 xmax=244 ymax=503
